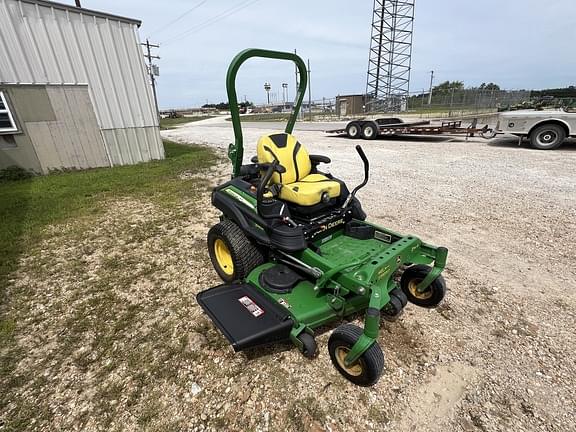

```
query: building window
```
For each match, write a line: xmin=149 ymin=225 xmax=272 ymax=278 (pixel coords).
xmin=0 ymin=91 xmax=18 ymax=134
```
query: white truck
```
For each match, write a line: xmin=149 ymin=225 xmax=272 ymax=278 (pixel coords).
xmin=496 ymin=109 xmax=576 ymax=150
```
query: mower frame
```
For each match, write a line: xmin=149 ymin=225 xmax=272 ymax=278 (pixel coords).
xmin=198 ymin=48 xmax=449 ymax=384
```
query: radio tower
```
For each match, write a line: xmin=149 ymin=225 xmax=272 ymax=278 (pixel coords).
xmin=365 ymin=0 xmax=415 ymax=112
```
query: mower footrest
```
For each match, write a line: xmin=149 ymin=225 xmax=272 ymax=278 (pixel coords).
xmin=196 ymin=283 xmax=294 ymax=351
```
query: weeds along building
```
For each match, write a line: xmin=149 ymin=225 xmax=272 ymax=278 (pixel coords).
xmin=0 ymin=0 xmax=164 ymax=174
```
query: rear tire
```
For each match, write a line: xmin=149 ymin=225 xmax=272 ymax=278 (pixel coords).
xmin=346 ymin=122 xmax=361 ymax=139
xmin=328 ymin=324 xmax=384 ymax=386
xmin=207 ymin=220 xmax=265 ymax=282
xmin=361 ymin=121 xmax=379 ymax=140
xmin=529 ymin=124 xmax=566 ymax=150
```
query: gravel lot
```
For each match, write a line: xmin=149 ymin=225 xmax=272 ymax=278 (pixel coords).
xmin=162 ymin=116 xmax=576 ymax=431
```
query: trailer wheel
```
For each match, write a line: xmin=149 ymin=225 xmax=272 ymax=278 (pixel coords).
xmin=361 ymin=121 xmax=379 ymax=140
xmin=346 ymin=122 xmax=361 ymax=139
xmin=529 ymin=124 xmax=566 ymax=150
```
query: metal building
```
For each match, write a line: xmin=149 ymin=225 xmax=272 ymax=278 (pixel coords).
xmin=336 ymin=94 xmax=368 ymax=117
xmin=0 ymin=0 xmax=164 ymax=174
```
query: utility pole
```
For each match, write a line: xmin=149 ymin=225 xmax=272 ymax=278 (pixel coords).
xmin=141 ymin=39 xmax=160 ymax=120
xmin=294 ymin=49 xmax=299 ymax=97
xmin=307 ymin=59 xmax=312 ymax=121
xmin=428 ymin=70 xmax=434 ymax=105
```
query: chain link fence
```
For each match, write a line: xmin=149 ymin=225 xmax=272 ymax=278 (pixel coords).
xmin=247 ymin=89 xmax=532 ymax=120
xmin=405 ymin=89 xmax=531 ymax=118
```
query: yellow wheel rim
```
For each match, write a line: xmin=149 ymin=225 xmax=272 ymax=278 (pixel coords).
xmin=408 ymin=279 xmax=433 ymax=300
xmin=335 ymin=346 xmax=364 ymax=377
xmin=214 ymin=239 xmax=234 ymax=276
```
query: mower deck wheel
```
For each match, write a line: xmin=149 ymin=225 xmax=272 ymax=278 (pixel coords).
xmin=207 ymin=220 xmax=265 ymax=282
xmin=382 ymin=296 xmax=404 ymax=321
xmin=297 ymin=332 xmax=317 ymax=359
xmin=400 ymin=264 xmax=446 ymax=308
xmin=328 ymin=324 xmax=384 ymax=386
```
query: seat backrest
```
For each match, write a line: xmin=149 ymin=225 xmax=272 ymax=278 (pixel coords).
xmin=256 ymin=133 xmax=311 ymax=184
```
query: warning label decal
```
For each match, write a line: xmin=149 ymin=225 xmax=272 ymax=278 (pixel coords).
xmin=238 ymin=296 xmax=265 ymax=317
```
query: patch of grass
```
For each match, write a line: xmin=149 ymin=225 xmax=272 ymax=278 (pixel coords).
xmin=227 ymin=112 xmax=342 ymax=122
xmin=0 ymin=166 xmax=35 ymax=182
xmin=159 ymin=116 xmax=214 ymax=130
xmin=0 ymin=139 xmax=221 ymax=431
xmin=0 ymin=140 xmax=218 ymax=290
xmin=239 ymin=113 xmax=291 ymax=122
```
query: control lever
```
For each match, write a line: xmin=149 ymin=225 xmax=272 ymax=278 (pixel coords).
xmin=256 ymin=160 xmax=285 ymax=217
xmin=342 ymin=145 xmax=370 ymax=209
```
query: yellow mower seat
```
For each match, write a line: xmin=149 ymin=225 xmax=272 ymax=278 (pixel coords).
xmin=257 ymin=133 xmax=341 ymax=206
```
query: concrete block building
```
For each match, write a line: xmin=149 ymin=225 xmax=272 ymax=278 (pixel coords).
xmin=335 ymin=94 xmax=367 ymax=116
xmin=0 ymin=0 xmax=164 ymax=174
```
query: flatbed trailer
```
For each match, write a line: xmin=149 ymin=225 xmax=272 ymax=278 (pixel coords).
xmin=325 ymin=118 xmax=494 ymax=140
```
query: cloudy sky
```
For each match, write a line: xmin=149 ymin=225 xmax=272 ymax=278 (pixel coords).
xmin=81 ymin=0 xmax=576 ymax=109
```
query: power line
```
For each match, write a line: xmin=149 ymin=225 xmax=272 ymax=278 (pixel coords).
xmin=161 ymin=0 xmax=261 ymax=45
xmin=161 ymin=0 xmax=258 ymax=45
xmin=146 ymin=0 xmax=208 ymax=38
xmin=141 ymin=39 xmax=160 ymax=119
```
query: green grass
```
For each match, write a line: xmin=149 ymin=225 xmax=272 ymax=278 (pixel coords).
xmin=224 ymin=113 xmax=292 ymax=122
xmin=159 ymin=116 xmax=214 ymax=130
xmin=0 ymin=140 xmax=218 ymax=291
xmin=227 ymin=113 xmax=339 ymax=122
xmin=0 ymin=139 xmax=221 ymax=431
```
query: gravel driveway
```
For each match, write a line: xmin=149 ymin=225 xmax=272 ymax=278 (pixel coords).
xmin=162 ymin=116 xmax=576 ymax=431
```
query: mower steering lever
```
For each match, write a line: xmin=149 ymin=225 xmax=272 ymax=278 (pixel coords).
xmin=342 ymin=145 xmax=370 ymax=209
xmin=256 ymin=160 xmax=285 ymax=213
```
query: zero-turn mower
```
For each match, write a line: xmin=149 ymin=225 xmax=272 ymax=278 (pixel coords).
xmin=197 ymin=49 xmax=448 ymax=386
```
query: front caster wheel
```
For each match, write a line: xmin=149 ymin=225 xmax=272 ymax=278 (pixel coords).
xmin=328 ymin=324 xmax=384 ymax=387
xmin=297 ymin=332 xmax=317 ymax=359
xmin=400 ymin=264 xmax=446 ymax=308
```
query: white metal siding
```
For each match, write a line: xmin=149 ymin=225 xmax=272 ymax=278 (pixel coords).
xmin=26 ymin=85 xmax=110 ymax=173
xmin=0 ymin=0 xmax=163 ymax=164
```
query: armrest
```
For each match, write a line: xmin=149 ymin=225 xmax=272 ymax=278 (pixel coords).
xmin=309 ymin=154 xmax=331 ymax=164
